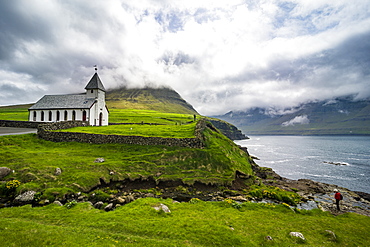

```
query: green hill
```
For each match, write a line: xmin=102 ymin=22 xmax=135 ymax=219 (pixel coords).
xmin=106 ymin=86 xmax=198 ymax=114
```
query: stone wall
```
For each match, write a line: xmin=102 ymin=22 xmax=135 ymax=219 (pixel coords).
xmin=0 ymin=120 xmax=40 ymax=128
xmin=37 ymin=120 xmax=206 ymax=149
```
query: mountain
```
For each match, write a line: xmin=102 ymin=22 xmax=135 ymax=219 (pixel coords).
xmin=106 ymin=87 xmax=247 ymax=140
xmin=212 ymin=96 xmax=370 ymax=135
xmin=106 ymin=86 xmax=198 ymax=114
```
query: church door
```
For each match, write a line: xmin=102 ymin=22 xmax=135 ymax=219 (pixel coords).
xmin=82 ymin=110 xmax=87 ymax=121
xmin=99 ymin=112 xmax=103 ymax=126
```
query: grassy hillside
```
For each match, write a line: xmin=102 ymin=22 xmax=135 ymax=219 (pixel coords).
xmin=0 ymin=120 xmax=253 ymax=199
xmin=1 ymin=198 xmax=369 ymax=246
xmin=106 ymin=87 xmax=198 ymax=114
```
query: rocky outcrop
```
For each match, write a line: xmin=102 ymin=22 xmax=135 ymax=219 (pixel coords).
xmin=207 ymin=118 xmax=248 ymax=140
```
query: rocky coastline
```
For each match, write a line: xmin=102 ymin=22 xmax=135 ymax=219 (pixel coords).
xmin=1 ymin=161 xmax=369 ymax=217
xmin=252 ymin=163 xmax=370 ymax=216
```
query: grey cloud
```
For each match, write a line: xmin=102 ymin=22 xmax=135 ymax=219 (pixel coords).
xmin=0 ymin=1 xmax=369 ymax=115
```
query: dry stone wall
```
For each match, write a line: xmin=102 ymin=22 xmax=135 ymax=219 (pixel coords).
xmin=37 ymin=120 xmax=206 ymax=149
xmin=0 ymin=120 xmax=39 ymax=128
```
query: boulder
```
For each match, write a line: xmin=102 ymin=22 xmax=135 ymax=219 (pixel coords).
xmin=265 ymin=236 xmax=273 ymax=241
xmin=14 ymin=191 xmax=37 ymax=203
xmin=125 ymin=195 xmax=135 ymax=203
xmin=153 ymin=203 xmax=171 ymax=213
xmin=116 ymin=196 xmax=126 ymax=204
xmin=93 ymin=201 xmax=104 ymax=209
xmin=325 ymin=230 xmax=337 ymax=241
xmin=104 ymin=203 xmax=114 ymax=211
xmin=53 ymin=201 xmax=63 ymax=206
xmin=94 ymin=158 xmax=105 ymax=163
xmin=289 ymin=232 xmax=305 ymax=241
xmin=0 ymin=167 xmax=12 ymax=179
xmin=297 ymin=200 xmax=318 ymax=210
xmin=55 ymin=168 xmax=62 ymax=176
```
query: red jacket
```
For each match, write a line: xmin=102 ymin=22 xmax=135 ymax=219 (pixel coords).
xmin=335 ymin=192 xmax=342 ymax=200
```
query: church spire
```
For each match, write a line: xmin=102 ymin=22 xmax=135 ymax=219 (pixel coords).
xmin=85 ymin=66 xmax=106 ymax=92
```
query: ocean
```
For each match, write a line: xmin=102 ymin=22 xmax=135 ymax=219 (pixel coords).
xmin=235 ymin=136 xmax=370 ymax=194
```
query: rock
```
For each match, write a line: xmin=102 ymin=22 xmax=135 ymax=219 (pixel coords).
xmin=0 ymin=167 xmax=12 ymax=179
xmin=289 ymin=232 xmax=305 ymax=241
xmin=145 ymin=193 xmax=155 ymax=198
xmin=55 ymin=168 xmax=62 ymax=176
xmin=153 ymin=203 xmax=171 ymax=213
xmin=325 ymin=230 xmax=337 ymax=241
xmin=104 ymin=203 xmax=114 ymax=211
xmin=94 ymin=158 xmax=105 ymax=163
xmin=93 ymin=201 xmax=104 ymax=209
xmin=116 ymin=197 xmax=126 ymax=204
xmin=53 ymin=201 xmax=63 ymax=206
xmin=125 ymin=195 xmax=135 ymax=203
xmin=14 ymin=191 xmax=36 ymax=203
xmin=229 ymin=195 xmax=247 ymax=202
xmin=265 ymin=236 xmax=273 ymax=241
xmin=297 ymin=200 xmax=318 ymax=210
xmin=78 ymin=195 xmax=87 ymax=201
xmin=323 ymin=161 xmax=348 ymax=166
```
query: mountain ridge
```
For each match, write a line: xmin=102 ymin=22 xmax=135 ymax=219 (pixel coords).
xmin=212 ymin=96 xmax=370 ymax=135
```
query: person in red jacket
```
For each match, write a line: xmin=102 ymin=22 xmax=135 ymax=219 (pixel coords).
xmin=334 ymin=189 xmax=343 ymax=210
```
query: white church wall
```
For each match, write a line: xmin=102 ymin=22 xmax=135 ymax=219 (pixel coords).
xmin=29 ymin=109 xmax=90 ymax=123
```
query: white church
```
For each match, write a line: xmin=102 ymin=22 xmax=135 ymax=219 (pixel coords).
xmin=28 ymin=70 xmax=109 ymax=126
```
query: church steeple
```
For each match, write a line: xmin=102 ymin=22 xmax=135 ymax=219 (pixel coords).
xmin=85 ymin=72 xmax=106 ymax=92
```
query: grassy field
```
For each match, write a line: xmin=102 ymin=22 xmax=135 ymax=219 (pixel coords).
xmin=1 ymin=197 xmax=369 ymax=246
xmin=0 ymin=104 xmax=31 ymax=121
xmin=57 ymin=121 xmax=197 ymax=138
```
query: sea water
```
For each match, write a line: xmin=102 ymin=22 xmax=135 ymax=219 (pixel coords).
xmin=235 ymin=136 xmax=370 ymax=193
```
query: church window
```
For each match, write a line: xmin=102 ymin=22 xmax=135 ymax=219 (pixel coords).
xmin=41 ymin=111 xmax=44 ymax=121
xmin=64 ymin=111 xmax=68 ymax=121
xmin=49 ymin=111 xmax=52 ymax=121
xmin=56 ymin=111 xmax=60 ymax=121
xmin=33 ymin=111 xmax=37 ymax=121
xmin=72 ymin=110 xmax=76 ymax=121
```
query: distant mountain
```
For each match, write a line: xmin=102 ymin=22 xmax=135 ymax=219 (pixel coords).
xmin=106 ymin=86 xmax=198 ymax=114
xmin=212 ymin=96 xmax=370 ymax=135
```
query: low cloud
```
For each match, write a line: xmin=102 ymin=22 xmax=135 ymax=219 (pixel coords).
xmin=282 ymin=115 xmax=310 ymax=126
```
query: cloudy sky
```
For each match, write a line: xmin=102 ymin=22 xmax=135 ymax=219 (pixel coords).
xmin=1 ymin=0 xmax=369 ymax=115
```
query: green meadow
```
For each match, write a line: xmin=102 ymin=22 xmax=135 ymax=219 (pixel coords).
xmin=57 ymin=121 xmax=197 ymax=138
xmin=1 ymin=198 xmax=369 ymax=246
xmin=1 ymin=104 xmax=370 ymax=246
